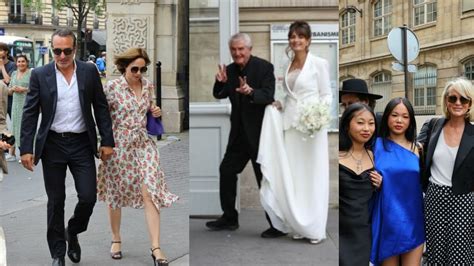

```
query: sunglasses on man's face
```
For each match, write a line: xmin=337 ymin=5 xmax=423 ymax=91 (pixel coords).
xmin=52 ymin=48 xmax=74 ymax=56
xmin=130 ymin=66 xmax=147 ymax=74
xmin=447 ymin=95 xmax=471 ymax=105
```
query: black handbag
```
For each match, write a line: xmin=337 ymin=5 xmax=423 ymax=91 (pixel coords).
xmin=1 ymin=133 xmax=15 ymax=146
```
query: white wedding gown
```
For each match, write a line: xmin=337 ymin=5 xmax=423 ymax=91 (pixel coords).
xmin=258 ymin=53 xmax=331 ymax=240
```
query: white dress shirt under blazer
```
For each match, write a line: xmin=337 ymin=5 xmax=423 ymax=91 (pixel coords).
xmin=50 ymin=63 xmax=87 ymax=133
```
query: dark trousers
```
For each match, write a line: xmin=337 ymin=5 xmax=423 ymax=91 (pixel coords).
xmin=41 ymin=131 xmax=97 ymax=258
xmin=219 ymin=135 xmax=273 ymax=228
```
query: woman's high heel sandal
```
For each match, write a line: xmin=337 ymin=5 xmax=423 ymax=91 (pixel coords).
xmin=110 ymin=240 xmax=122 ymax=259
xmin=150 ymin=247 xmax=169 ymax=266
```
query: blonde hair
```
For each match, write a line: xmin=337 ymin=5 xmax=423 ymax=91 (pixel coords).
xmin=441 ymin=77 xmax=474 ymax=121
xmin=114 ymin=47 xmax=151 ymax=74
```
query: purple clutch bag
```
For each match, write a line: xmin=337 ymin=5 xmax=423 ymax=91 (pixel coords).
xmin=146 ymin=111 xmax=164 ymax=135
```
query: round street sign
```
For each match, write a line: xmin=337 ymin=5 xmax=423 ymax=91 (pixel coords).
xmin=387 ymin=27 xmax=420 ymax=63
xmin=392 ymin=61 xmax=404 ymax=72
xmin=392 ymin=62 xmax=418 ymax=73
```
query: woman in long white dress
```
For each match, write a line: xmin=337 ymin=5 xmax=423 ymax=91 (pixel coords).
xmin=258 ymin=20 xmax=332 ymax=244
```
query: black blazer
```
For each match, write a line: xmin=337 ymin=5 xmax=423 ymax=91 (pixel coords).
xmin=20 ymin=60 xmax=114 ymax=164
xmin=417 ymin=117 xmax=474 ymax=194
xmin=213 ymin=56 xmax=275 ymax=154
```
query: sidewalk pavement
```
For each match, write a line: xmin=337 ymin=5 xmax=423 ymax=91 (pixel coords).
xmin=0 ymin=132 xmax=189 ymax=266
xmin=190 ymin=206 xmax=339 ymax=266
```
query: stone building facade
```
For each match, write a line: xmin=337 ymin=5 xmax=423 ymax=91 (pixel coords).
xmin=340 ymin=0 xmax=474 ymax=115
xmin=0 ymin=0 xmax=107 ymax=66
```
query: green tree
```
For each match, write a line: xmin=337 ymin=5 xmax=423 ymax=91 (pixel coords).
xmin=24 ymin=0 xmax=105 ymax=60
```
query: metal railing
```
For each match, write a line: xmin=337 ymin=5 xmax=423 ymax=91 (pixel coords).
xmin=8 ymin=13 xmax=43 ymax=25
xmin=155 ymin=61 xmax=162 ymax=140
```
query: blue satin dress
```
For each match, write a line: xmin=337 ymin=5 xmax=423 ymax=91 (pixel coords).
xmin=370 ymin=138 xmax=425 ymax=265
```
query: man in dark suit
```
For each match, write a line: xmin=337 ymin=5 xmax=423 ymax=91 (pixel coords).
xmin=20 ymin=29 xmax=114 ymax=266
xmin=205 ymin=33 xmax=285 ymax=238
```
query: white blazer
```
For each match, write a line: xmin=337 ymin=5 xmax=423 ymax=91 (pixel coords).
xmin=281 ymin=52 xmax=332 ymax=130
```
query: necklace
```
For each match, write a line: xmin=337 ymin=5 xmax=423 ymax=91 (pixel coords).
xmin=350 ymin=151 xmax=364 ymax=173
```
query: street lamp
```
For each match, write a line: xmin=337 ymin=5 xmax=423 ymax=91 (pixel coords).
xmin=345 ymin=5 xmax=363 ymax=17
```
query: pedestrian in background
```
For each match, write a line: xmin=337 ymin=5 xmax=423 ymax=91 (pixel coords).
xmin=97 ymin=47 xmax=178 ymax=266
xmin=0 ymin=80 xmax=12 ymax=180
xmin=7 ymin=54 xmax=31 ymax=162
xmin=417 ymin=77 xmax=474 ymax=265
xmin=96 ymin=51 xmax=106 ymax=77
xmin=0 ymin=42 xmax=16 ymax=119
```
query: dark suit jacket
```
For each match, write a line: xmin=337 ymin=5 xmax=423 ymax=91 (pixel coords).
xmin=213 ymin=55 xmax=275 ymax=155
xmin=417 ymin=117 xmax=474 ymax=194
xmin=20 ymin=60 xmax=114 ymax=164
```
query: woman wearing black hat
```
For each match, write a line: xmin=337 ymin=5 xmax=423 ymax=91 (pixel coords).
xmin=340 ymin=78 xmax=383 ymax=110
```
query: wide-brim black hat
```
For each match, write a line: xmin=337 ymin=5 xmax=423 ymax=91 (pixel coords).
xmin=339 ymin=78 xmax=383 ymax=101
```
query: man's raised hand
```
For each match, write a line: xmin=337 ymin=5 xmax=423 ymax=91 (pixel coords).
xmin=215 ymin=64 xmax=227 ymax=83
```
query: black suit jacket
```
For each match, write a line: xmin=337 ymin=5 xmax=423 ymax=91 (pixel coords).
xmin=20 ymin=60 xmax=114 ymax=164
xmin=417 ymin=117 xmax=474 ymax=194
xmin=213 ymin=56 xmax=275 ymax=154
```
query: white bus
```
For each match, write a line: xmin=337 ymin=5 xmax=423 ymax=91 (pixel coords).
xmin=0 ymin=36 xmax=35 ymax=68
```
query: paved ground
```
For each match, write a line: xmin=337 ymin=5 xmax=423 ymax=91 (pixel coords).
xmin=190 ymin=207 xmax=339 ymax=266
xmin=0 ymin=132 xmax=189 ymax=266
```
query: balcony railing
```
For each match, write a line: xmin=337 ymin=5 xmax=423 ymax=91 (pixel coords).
xmin=93 ymin=19 xmax=99 ymax=29
xmin=414 ymin=105 xmax=436 ymax=115
xmin=8 ymin=13 xmax=27 ymax=24
xmin=8 ymin=13 xmax=43 ymax=25
xmin=31 ymin=14 xmax=43 ymax=25
xmin=67 ymin=17 xmax=74 ymax=27
xmin=51 ymin=16 xmax=59 ymax=26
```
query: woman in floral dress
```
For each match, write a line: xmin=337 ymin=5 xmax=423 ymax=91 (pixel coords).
xmin=97 ymin=47 xmax=178 ymax=265
xmin=8 ymin=55 xmax=31 ymax=161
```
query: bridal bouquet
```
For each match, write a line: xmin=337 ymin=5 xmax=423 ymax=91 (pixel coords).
xmin=292 ymin=99 xmax=330 ymax=139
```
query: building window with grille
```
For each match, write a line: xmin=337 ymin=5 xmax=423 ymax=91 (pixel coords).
xmin=413 ymin=66 xmax=437 ymax=114
xmin=414 ymin=0 xmax=437 ymax=26
xmin=373 ymin=0 xmax=392 ymax=37
xmin=341 ymin=12 xmax=356 ymax=45
xmin=9 ymin=0 xmax=22 ymax=15
xmin=464 ymin=59 xmax=474 ymax=80
xmin=372 ymin=72 xmax=392 ymax=113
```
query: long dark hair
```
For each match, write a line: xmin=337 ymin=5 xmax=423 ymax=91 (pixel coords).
xmin=339 ymin=103 xmax=377 ymax=152
xmin=286 ymin=20 xmax=311 ymax=57
xmin=379 ymin=97 xmax=417 ymax=151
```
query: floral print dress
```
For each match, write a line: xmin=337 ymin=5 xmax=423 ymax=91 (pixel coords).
xmin=97 ymin=76 xmax=178 ymax=210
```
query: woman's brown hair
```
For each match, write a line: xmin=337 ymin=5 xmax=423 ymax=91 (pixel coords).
xmin=114 ymin=47 xmax=151 ymax=74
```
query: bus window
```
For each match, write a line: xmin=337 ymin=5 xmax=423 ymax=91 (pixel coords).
xmin=12 ymin=41 xmax=34 ymax=68
xmin=0 ymin=36 xmax=36 ymax=68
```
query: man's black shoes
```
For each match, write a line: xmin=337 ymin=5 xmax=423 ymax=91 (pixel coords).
xmin=65 ymin=227 xmax=81 ymax=263
xmin=205 ymin=217 xmax=239 ymax=231
xmin=260 ymin=227 xmax=287 ymax=238
xmin=52 ymin=257 xmax=65 ymax=266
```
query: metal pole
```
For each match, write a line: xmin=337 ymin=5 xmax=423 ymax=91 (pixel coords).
xmin=402 ymin=25 xmax=409 ymax=99
xmin=156 ymin=61 xmax=162 ymax=140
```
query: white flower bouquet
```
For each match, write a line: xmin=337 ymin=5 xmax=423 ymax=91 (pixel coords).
xmin=292 ymin=99 xmax=330 ymax=138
